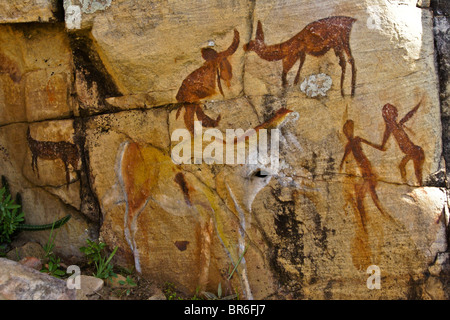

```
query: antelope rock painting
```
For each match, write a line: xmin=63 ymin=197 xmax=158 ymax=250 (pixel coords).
xmin=176 ymin=29 xmax=240 ymax=133
xmin=26 ymin=127 xmax=79 ymax=185
xmin=244 ymin=16 xmax=357 ymax=97
xmin=102 ymin=108 xmax=294 ymax=299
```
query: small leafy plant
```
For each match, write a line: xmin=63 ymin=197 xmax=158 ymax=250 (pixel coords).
xmin=79 ymin=239 xmax=118 ymax=280
xmin=40 ymin=223 xmax=66 ymax=278
xmin=0 ymin=185 xmax=24 ymax=243
xmin=117 ymin=275 xmax=137 ymax=296
xmin=202 ymin=244 xmax=248 ymax=300
xmin=164 ymin=282 xmax=184 ymax=300
xmin=0 ymin=176 xmax=71 ymax=245
xmin=202 ymin=282 xmax=237 ymax=300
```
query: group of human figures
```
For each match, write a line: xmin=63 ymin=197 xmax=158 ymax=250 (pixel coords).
xmin=340 ymin=98 xmax=425 ymax=231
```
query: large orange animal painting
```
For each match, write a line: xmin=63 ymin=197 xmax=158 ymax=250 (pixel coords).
xmin=176 ymin=29 xmax=240 ymax=133
xmin=104 ymin=108 xmax=294 ymax=298
xmin=244 ymin=16 xmax=357 ymax=97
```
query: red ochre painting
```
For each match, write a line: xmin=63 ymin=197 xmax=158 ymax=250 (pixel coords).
xmin=244 ymin=16 xmax=357 ymax=97
xmin=176 ymin=29 xmax=240 ymax=133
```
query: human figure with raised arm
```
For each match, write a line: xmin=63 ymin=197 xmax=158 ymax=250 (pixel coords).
xmin=379 ymin=99 xmax=424 ymax=186
xmin=340 ymin=120 xmax=389 ymax=232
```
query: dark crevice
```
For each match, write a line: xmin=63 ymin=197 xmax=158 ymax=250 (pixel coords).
xmin=431 ymin=0 xmax=450 ymax=188
xmin=73 ymin=118 xmax=101 ymax=225
xmin=51 ymin=0 xmax=65 ymax=23
xmin=69 ymin=29 xmax=122 ymax=117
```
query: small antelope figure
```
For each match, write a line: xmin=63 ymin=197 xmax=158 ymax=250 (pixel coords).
xmin=176 ymin=29 xmax=240 ymax=133
xmin=26 ymin=127 xmax=79 ymax=186
xmin=244 ymin=16 xmax=357 ymax=97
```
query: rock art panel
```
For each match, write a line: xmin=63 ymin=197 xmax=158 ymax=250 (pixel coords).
xmin=0 ymin=23 xmax=75 ymax=125
xmin=90 ymin=105 xmax=296 ymax=297
xmin=76 ymin=0 xmax=250 ymax=105
xmin=0 ymin=123 xmax=94 ymax=259
xmin=0 ymin=0 xmax=62 ymax=24
xmin=0 ymin=0 xmax=447 ymax=300
xmin=26 ymin=127 xmax=80 ymax=186
xmin=175 ymin=29 xmax=240 ymax=133
xmin=244 ymin=16 xmax=357 ymax=96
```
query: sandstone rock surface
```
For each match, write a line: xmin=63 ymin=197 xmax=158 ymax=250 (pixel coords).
xmin=0 ymin=0 xmax=61 ymax=24
xmin=0 ymin=258 xmax=76 ymax=300
xmin=0 ymin=0 xmax=448 ymax=300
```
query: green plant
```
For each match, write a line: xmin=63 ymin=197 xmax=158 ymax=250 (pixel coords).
xmin=164 ymin=282 xmax=184 ymax=300
xmin=117 ymin=275 xmax=137 ymax=296
xmin=202 ymin=244 xmax=248 ymax=300
xmin=202 ymin=282 xmax=238 ymax=300
xmin=191 ymin=286 xmax=204 ymax=300
xmin=79 ymin=239 xmax=118 ymax=280
xmin=40 ymin=223 xmax=66 ymax=278
xmin=163 ymin=282 xmax=204 ymax=300
xmin=0 ymin=176 xmax=71 ymax=245
xmin=0 ymin=185 xmax=24 ymax=243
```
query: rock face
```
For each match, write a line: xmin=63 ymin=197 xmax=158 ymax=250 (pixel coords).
xmin=0 ymin=0 xmax=62 ymax=24
xmin=0 ymin=0 xmax=449 ymax=299
xmin=0 ymin=258 xmax=75 ymax=300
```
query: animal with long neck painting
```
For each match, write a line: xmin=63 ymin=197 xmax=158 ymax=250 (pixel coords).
xmin=244 ymin=16 xmax=357 ymax=97
xmin=26 ymin=127 xmax=79 ymax=186
xmin=102 ymin=108 xmax=294 ymax=299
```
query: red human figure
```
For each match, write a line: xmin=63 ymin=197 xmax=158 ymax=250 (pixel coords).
xmin=379 ymin=99 xmax=425 ymax=186
xmin=340 ymin=120 xmax=389 ymax=232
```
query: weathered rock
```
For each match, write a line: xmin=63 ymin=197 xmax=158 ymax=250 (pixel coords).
xmin=0 ymin=23 xmax=75 ymax=125
xmin=0 ymin=0 xmax=62 ymax=24
xmin=433 ymin=1 xmax=450 ymax=188
xmin=105 ymin=274 xmax=128 ymax=289
xmin=0 ymin=258 xmax=76 ymax=300
xmin=6 ymin=242 xmax=46 ymax=261
xmin=79 ymin=0 xmax=450 ymax=300
xmin=75 ymin=275 xmax=104 ymax=299
xmin=0 ymin=122 xmax=95 ymax=259
xmin=65 ymin=0 xmax=250 ymax=107
xmin=18 ymin=257 xmax=43 ymax=271
xmin=148 ymin=288 xmax=167 ymax=300
xmin=0 ymin=0 xmax=448 ymax=300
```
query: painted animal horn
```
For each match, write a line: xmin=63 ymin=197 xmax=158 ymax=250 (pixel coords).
xmin=218 ymin=29 xmax=240 ymax=58
xmin=255 ymin=20 xmax=264 ymax=42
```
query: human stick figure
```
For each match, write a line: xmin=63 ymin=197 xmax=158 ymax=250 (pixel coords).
xmin=379 ymin=98 xmax=425 ymax=186
xmin=340 ymin=120 xmax=392 ymax=232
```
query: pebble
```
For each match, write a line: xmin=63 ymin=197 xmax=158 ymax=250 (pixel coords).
xmin=18 ymin=257 xmax=42 ymax=271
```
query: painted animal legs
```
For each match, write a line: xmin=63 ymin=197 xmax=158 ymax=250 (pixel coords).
xmin=413 ymin=147 xmax=425 ymax=186
xmin=343 ymin=44 xmax=356 ymax=97
xmin=293 ymin=52 xmax=306 ymax=85
xmin=335 ymin=48 xmax=347 ymax=97
xmin=281 ymin=55 xmax=299 ymax=87
xmin=31 ymin=155 xmax=40 ymax=178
